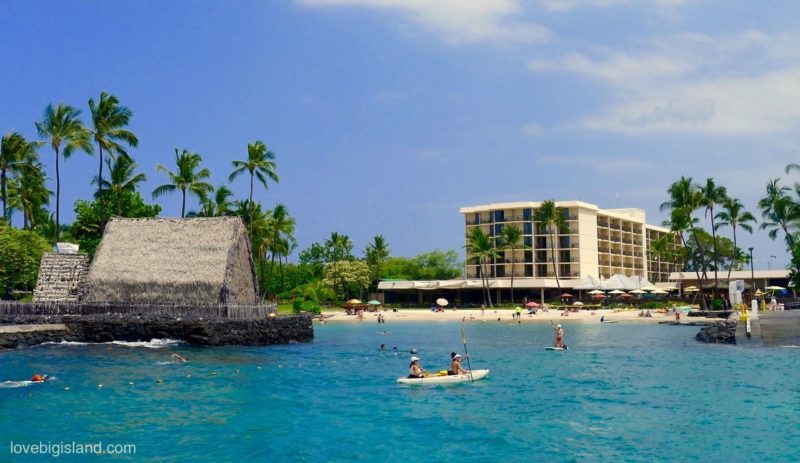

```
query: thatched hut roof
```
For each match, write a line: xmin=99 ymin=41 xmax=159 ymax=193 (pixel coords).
xmin=84 ymin=217 xmax=258 ymax=305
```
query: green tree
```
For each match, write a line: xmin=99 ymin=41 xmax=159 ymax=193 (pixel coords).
xmin=323 ymin=260 xmax=371 ymax=300
xmin=70 ymin=191 xmax=161 ymax=257
xmin=534 ymin=200 xmax=569 ymax=294
xmin=381 ymin=250 xmax=462 ymax=281
xmin=758 ymin=178 xmax=797 ymax=248
xmin=93 ymin=155 xmax=146 ymax=216
xmin=325 ymin=232 xmax=354 ymax=262
xmin=660 ymin=177 xmax=709 ymax=310
xmin=298 ymin=242 xmax=328 ymax=279
xmin=152 ymin=149 xmax=213 ymax=218
xmin=466 ymin=226 xmax=498 ymax=307
xmin=0 ymin=224 xmax=51 ymax=299
xmin=1 ymin=132 xmax=40 ymax=222
xmin=364 ymin=235 xmax=390 ymax=290
xmin=500 ymin=224 xmax=525 ymax=304
xmin=228 ymin=141 xmax=279 ymax=242
xmin=715 ymin=196 xmax=756 ymax=285
xmin=188 ymin=186 xmax=234 ymax=218
xmin=7 ymin=161 xmax=50 ymax=230
xmin=699 ymin=178 xmax=728 ymax=298
xmin=88 ymin=92 xmax=138 ymax=196
xmin=264 ymin=204 xmax=297 ymax=293
xmin=35 ymin=102 xmax=93 ymax=241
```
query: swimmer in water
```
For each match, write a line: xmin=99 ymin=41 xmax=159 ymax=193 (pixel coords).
xmin=171 ymin=353 xmax=188 ymax=363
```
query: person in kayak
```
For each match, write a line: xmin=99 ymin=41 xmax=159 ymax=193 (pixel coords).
xmin=408 ymin=356 xmax=427 ymax=378
xmin=449 ymin=353 xmax=470 ymax=375
xmin=551 ymin=321 xmax=565 ymax=348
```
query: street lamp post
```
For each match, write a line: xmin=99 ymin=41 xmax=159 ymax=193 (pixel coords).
xmin=749 ymin=247 xmax=755 ymax=302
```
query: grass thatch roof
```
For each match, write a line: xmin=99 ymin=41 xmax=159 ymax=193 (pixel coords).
xmin=84 ymin=217 xmax=258 ymax=305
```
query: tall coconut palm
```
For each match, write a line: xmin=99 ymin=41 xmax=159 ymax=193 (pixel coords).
xmin=94 ymin=155 xmax=146 ymax=215
xmin=534 ymin=200 xmax=569 ymax=295
xmin=35 ymin=103 xmax=93 ymax=241
xmin=758 ymin=178 xmax=797 ymax=248
xmin=152 ymin=149 xmax=213 ymax=218
xmin=365 ymin=235 xmax=391 ymax=289
xmin=500 ymin=224 xmax=525 ymax=304
xmin=228 ymin=141 xmax=279 ymax=241
xmin=0 ymin=132 xmax=39 ymax=222
xmin=715 ymin=196 xmax=756 ymax=285
xmin=465 ymin=226 xmax=498 ymax=307
xmin=88 ymin=92 xmax=138 ymax=196
xmin=265 ymin=204 xmax=296 ymax=287
xmin=660 ymin=177 xmax=708 ymax=309
xmin=699 ymin=178 xmax=728 ymax=298
xmin=649 ymin=234 xmax=672 ymax=282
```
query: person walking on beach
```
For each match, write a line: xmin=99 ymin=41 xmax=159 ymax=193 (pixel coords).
xmin=515 ymin=306 xmax=522 ymax=324
xmin=551 ymin=321 xmax=565 ymax=348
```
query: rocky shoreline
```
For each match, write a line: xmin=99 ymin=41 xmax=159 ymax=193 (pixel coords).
xmin=0 ymin=313 xmax=314 ymax=351
xmin=695 ymin=321 xmax=737 ymax=344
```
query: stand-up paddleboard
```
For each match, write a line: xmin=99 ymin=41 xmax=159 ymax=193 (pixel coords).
xmin=602 ymin=320 xmax=620 ymax=324
xmin=397 ymin=369 xmax=489 ymax=385
xmin=545 ymin=347 xmax=568 ymax=351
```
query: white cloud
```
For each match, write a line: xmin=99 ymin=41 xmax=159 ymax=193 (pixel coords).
xmin=521 ymin=123 xmax=546 ymax=136
xmin=537 ymin=0 xmax=689 ymax=12
xmin=530 ymin=31 xmax=800 ymax=135
xmin=296 ymin=0 xmax=551 ymax=44
xmin=535 ymin=154 xmax=654 ymax=173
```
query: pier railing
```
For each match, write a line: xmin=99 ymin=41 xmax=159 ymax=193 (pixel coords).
xmin=0 ymin=301 xmax=277 ymax=320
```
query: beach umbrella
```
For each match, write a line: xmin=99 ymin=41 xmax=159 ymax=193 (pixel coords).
xmin=588 ymin=290 xmax=605 ymax=295
xmin=662 ymin=286 xmax=679 ymax=291
xmin=652 ymin=289 xmax=669 ymax=295
xmin=630 ymin=289 xmax=646 ymax=294
xmin=346 ymin=299 xmax=362 ymax=304
xmin=640 ymin=286 xmax=658 ymax=292
xmin=436 ymin=298 xmax=449 ymax=306
xmin=591 ymin=293 xmax=606 ymax=299
xmin=560 ymin=293 xmax=574 ymax=299
xmin=619 ymin=293 xmax=634 ymax=299
xmin=573 ymin=301 xmax=584 ymax=306
xmin=766 ymin=286 xmax=785 ymax=291
xmin=525 ymin=301 xmax=540 ymax=308
xmin=367 ymin=300 xmax=382 ymax=305
xmin=608 ymin=289 xmax=625 ymax=295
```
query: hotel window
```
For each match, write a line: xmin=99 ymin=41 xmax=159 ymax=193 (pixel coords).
xmin=494 ymin=210 xmax=504 ymax=222
xmin=559 ymin=236 xmax=570 ymax=248
xmin=525 ymin=265 xmax=533 ymax=277
xmin=523 ymin=222 xmax=532 ymax=235
xmin=523 ymin=208 xmax=532 ymax=220
xmin=474 ymin=213 xmax=480 ymax=225
xmin=524 ymin=236 xmax=532 ymax=247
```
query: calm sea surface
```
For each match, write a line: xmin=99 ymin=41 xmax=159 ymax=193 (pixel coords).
xmin=1 ymin=321 xmax=798 ymax=462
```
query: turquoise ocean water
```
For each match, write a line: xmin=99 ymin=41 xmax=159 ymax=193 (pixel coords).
xmin=1 ymin=321 xmax=799 ymax=462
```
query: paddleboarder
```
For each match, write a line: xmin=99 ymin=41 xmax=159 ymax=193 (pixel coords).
xmin=551 ymin=321 xmax=565 ymax=348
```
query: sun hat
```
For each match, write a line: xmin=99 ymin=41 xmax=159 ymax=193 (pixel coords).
xmin=410 ymin=356 xmax=420 ymax=362
xmin=557 ymin=324 xmax=561 ymax=328
xmin=453 ymin=354 xmax=462 ymax=359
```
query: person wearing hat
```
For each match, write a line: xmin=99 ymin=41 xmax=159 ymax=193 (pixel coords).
xmin=408 ymin=357 xmax=427 ymax=378
xmin=448 ymin=352 xmax=469 ymax=376
xmin=551 ymin=320 xmax=565 ymax=348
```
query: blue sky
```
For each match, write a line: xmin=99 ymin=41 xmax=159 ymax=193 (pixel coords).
xmin=2 ymin=0 xmax=799 ymax=269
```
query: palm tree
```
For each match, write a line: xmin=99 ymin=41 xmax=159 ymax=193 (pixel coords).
xmin=88 ymin=92 xmax=138 ymax=196
xmin=365 ymin=235 xmax=391 ymax=289
xmin=500 ymin=224 xmax=525 ymax=305
xmin=0 ymin=132 xmax=39 ymax=222
xmin=94 ymin=155 xmax=147 ymax=215
xmin=228 ymin=141 xmax=279 ymax=241
xmin=660 ymin=177 xmax=708 ymax=309
xmin=188 ymin=186 xmax=234 ymax=218
xmin=152 ymin=149 xmax=213 ymax=218
xmin=649 ymin=234 xmax=672 ymax=282
xmin=715 ymin=196 xmax=756 ymax=285
xmin=534 ymin=200 xmax=569 ymax=295
xmin=35 ymin=102 xmax=93 ymax=241
xmin=465 ymin=226 xmax=498 ymax=307
xmin=325 ymin=232 xmax=353 ymax=262
xmin=758 ymin=178 xmax=797 ymax=248
xmin=264 ymin=204 xmax=296 ymax=290
xmin=699 ymin=178 xmax=728 ymax=298
xmin=7 ymin=161 xmax=50 ymax=229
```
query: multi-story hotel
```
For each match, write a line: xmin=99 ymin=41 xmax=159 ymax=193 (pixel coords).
xmin=460 ymin=200 xmax=679 ymax=285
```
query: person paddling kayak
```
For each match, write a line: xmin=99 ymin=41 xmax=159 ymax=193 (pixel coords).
xmin=449 ymin=352 xmax=470 ymax=375
xmin=408 ymin=357 xmax=427 ymax=378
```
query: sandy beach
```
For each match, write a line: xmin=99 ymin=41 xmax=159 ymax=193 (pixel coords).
xmin=319 ymin=307 xmax=714 ymax=324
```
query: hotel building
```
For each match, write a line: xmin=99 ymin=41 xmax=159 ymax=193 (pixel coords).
xmin=460 ymin=201 xmax=680 ymax=285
